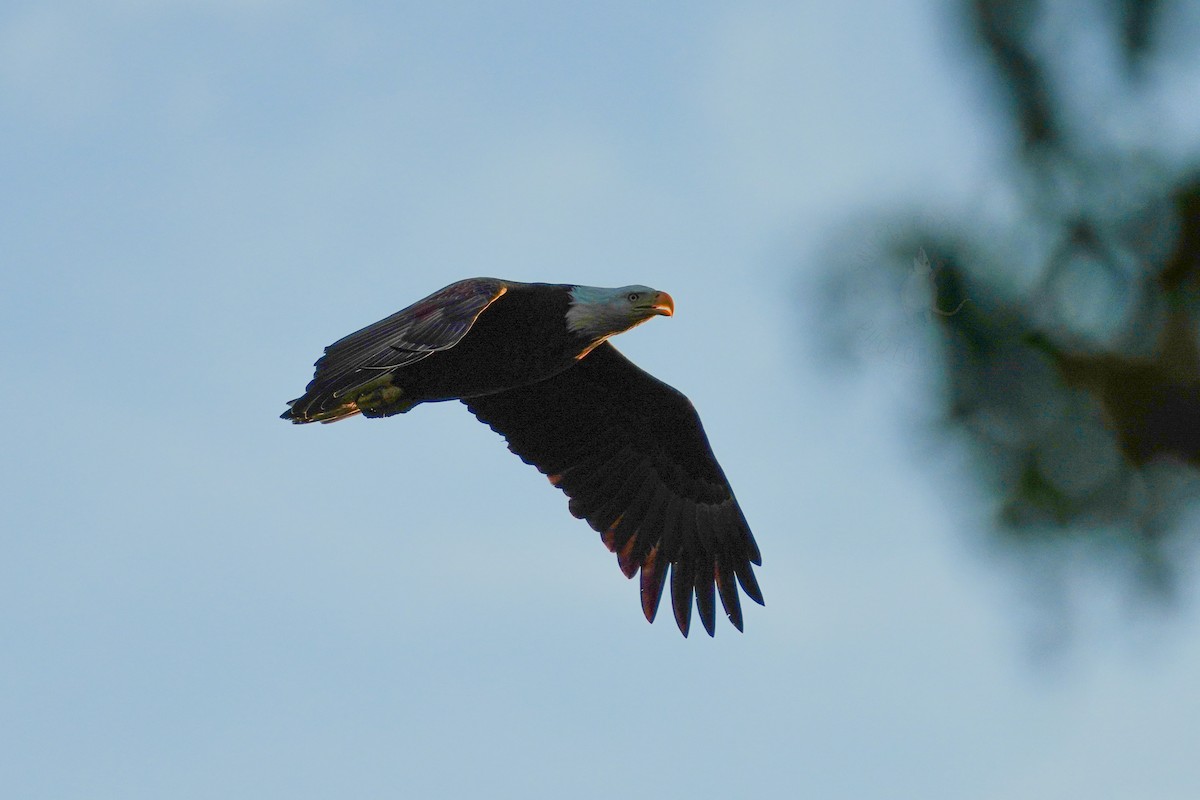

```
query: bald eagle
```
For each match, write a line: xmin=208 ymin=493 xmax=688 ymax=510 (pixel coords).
xmin=282 ymin=278 xmax=763 ymax=636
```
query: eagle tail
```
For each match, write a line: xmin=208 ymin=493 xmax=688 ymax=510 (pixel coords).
xmin=282 ymin=372 xmax=419 ymax=424
xmin=280 ymin=394 xmax=361 ymax=424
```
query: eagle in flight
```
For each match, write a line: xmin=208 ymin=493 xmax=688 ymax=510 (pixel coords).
xmin=283 ymin=278 xmax=763 ymax=636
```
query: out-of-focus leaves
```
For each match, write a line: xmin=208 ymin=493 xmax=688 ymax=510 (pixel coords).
xmin=821 ymin=0 xmax=1200 ymax=603
xmin=969 ymin=0 xmax=1059 ymax=150
xmin=1117 ymin=0 xmax=1163 ymax=70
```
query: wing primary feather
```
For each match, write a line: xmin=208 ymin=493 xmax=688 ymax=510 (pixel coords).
xmin=638 ymin=547 xmax=669 ymax=623
xmin=610 ymin=470 xmax=659 ymax=574
xmin=716 ymin=552 xmax=744 ymax=631
xmin=694 ymin=556 xmax=717 ymax=637
xmin=616 ymin=537 xmax=639 ymax=579
xmin=670 ymin=556 xmax=695 ymax=637
xmin=677 ymin=499 xmax=700 ymax=559
xmin=694 ymin=503 xmax=720 ymax=557
xmin=734 ymin=505 xmax=763 ymax=565
xmin=735 ymin=560 xmax=765 ymax=606
xmin=656 ymin=495 xmax=684 ymax=564
xmin=625 ymin=485 xmax=672 ymax=572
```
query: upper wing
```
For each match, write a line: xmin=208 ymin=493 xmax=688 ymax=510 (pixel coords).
xmin=284 ymin=277 xmax=508 ymax=422
xmin=464 ymin=342 xmax=763 ymax=636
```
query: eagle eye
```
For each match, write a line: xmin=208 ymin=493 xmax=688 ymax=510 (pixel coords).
xmin=627 ymin=292 xmax=640 ymax=302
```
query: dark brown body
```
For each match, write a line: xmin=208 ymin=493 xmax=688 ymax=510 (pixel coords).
xmin=393 ymin=285 xmax=583 ymax=402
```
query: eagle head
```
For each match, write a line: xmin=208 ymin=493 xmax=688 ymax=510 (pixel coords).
xmin=565 ymin=284 xmax=674 ymax=347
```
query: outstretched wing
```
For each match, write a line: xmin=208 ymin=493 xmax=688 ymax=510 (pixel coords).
xmin=464 ymin=342 xmax=763 ymax=637
xmin=284 ymin=277 xmax=508 ymax=422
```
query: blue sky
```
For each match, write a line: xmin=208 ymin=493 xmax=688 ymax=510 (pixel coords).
xmin=3 ymin=2 xmax=1199 ymax=798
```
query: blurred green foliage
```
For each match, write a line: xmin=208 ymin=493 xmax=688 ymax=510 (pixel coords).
xmin=824 ymin=0 xmax=1200 ymax=598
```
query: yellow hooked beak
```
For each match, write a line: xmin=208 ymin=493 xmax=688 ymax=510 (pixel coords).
xmin=650 ymin=290 xmax=674 ymax=317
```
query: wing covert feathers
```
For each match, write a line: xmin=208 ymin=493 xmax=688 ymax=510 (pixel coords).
xmin=464 ymin=342 xmax=763 ymax=637
xmin=283 ymin=278 xmax=508 ymax=423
